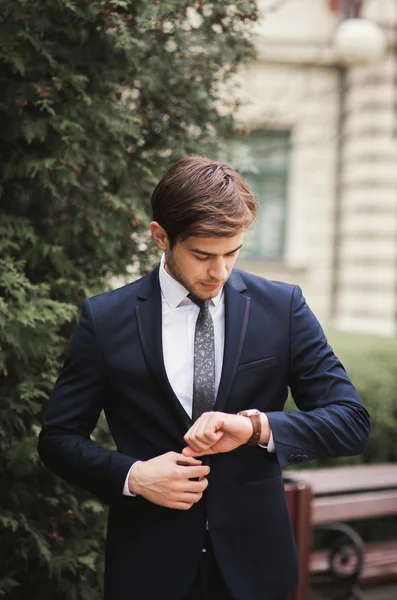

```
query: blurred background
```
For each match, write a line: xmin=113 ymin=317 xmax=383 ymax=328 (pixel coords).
xmin=234 ymin=0 xmax=397 ymax=337
xmin=1 ymin=1 xmax=397 ymax=599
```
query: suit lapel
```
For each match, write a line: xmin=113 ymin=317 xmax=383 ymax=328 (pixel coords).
xmin=134 ymin=267 xmax=250 ymax=428
xmin=135 ymin=268 xmax=192 ymax=432
xmin=214 ymin=271 xmax=250 ymax=412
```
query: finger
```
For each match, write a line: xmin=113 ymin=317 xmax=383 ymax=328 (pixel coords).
xmin=171 ymin=502 xmax=194 ymax=511
xmin=176 ymin=459 xmax=203 ymax=467
xmin=193 ymin=420 xmax=220 ymax=445
xmin=185 ymin=411 xmax=211 ymax=431
xmin=177 ymin=464 xmax=210 ymax=479
xmin=184 ymin=478 xmax=208 ymax=493
xmin=186 ymin=435 xmax=220 ymax=453
xmin=197 ymin=412 xmax=221 ymax=432
xmin=181 ymin=492 xmax=203 ymax=504
xmin=184 ymin=412 xmax=214 ymax=441
xmin=198 ymin=412 xmax=224 ymax=434
xmin=173 ymin=453 xmax=202 ymax=466
xmin=182 ymin=445 xmax=215 ymax=458
xmin=185 ymin=415 xmax=224 ymax=449
xmin=183 ymin=423 xmax=201 ymax=444
xmin=184 ymin=430 xmax=223 ymax=453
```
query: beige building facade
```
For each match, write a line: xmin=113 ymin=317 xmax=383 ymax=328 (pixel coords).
xmin=234 ymin=0 xmax=397 ymax=336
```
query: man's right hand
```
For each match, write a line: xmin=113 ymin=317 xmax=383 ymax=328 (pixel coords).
xmin=128 ymin=451 xmax=210 ymax=510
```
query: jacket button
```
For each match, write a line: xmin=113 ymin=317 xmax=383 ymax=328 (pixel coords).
xmin=288 ymin=455 xmax=295 ymax=463
xmin=294 ymin=455 xmax=302 ymax=462
xmin=301 ymin=454 xmax=308 ymax=461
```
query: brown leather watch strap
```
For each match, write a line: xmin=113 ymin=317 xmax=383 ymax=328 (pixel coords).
xmin=238 ymin=410 xmax=262 ymax=446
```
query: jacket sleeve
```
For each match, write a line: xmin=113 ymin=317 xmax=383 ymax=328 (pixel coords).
xmin=266 ymin=286 xmax=370 ymax=469
xmin=37 ymin=298 xmax=137 ymax=505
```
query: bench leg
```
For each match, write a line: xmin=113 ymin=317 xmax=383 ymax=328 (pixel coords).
xmin=347 ymin=584 xmax=362 ymax=600
xmin=313 ymin=522 xmax=364 ymax=600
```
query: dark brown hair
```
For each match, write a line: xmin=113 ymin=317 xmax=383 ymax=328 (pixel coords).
xmin=151 ymin=156 xmax=258 ymax=248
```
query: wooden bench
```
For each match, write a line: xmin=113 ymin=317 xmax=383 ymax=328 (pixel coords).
xmin=287 ymin=464 xmax=397 ymax=600
xmin=284 ymin=479 xmax=313 ymax=600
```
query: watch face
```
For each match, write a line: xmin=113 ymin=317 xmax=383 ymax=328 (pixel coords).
xmin=243 ymin=409 xmax=260 ymax=416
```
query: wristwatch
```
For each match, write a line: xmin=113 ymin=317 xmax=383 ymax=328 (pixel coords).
xmin=237 ymin=409 xmax=262 ymax=446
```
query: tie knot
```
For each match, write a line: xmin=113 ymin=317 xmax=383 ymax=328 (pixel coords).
xmin=188 ymin=294 xmax=210 ymax=310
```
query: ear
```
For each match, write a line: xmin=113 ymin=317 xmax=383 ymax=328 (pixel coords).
xmin=150 ymin=221 xmax=169 ymax=251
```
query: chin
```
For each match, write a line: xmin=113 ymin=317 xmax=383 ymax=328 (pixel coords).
xmin=201 ymin=291 xmax=218 ymax=300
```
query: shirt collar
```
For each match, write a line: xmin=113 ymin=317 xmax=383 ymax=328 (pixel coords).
xmin=159 ymin=254 xmax=223 ymax=309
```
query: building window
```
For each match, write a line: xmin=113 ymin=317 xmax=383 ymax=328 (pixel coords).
xmin=229 ymin=130 xmax=290 ymax=261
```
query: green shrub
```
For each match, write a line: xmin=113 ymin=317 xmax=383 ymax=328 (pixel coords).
xmin=0 ymin=1 xmax=258 ymax=597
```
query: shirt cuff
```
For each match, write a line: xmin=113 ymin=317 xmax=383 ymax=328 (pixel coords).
xmin=258 ymin=429 xmax=275 ymax=453
xmin=123 ymin=462 xmax=141 ymax=496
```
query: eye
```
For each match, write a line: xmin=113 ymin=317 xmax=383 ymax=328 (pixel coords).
xmin=194 ymin=255 xmax=209 ymax=262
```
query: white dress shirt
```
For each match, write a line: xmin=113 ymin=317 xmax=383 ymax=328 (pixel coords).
xmin=123 ymin=257 xmax=274 ymax=495
xmin=160 ymin=256 xmax=225 ymax=417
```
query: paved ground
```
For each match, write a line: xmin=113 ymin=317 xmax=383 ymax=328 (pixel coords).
xmin=361 ymin=584 xmax=397 ymax=599
xmin=310 ymin=583 xmax=397 ymax=599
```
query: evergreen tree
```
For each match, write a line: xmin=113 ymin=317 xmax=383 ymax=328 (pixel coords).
xmin=0 ymin=1 xmax=257 ymax=597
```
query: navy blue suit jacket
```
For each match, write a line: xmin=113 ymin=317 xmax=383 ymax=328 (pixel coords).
xmin=38 ymin=267 xmax=370 ymax=600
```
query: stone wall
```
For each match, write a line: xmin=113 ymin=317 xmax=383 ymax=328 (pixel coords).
xmin=235 ymin=0 xmax=397 ymax=335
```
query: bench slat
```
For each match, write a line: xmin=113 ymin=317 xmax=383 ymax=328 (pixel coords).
xmin=284 ymin=464 xmax=397 ymax=593
xmin=286 ymin=464 xmax=397 ymax=495
xmin=313 ymin=490 xmax=397 ymax=524
xmin=311 ymin=541 xmax=397 ymax=585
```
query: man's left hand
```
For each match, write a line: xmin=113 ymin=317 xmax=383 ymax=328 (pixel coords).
xmin=182 ymin=411 xmax=269 ymax=457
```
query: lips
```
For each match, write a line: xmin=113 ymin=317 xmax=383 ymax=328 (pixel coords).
xmin=201 ymin=282 xmax=221 ymax=290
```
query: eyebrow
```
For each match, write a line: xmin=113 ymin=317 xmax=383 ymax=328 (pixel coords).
xmin=190 ymin=244 xmax=243 ymax=257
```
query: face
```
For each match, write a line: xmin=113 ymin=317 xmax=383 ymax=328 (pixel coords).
xmin=150 ymin=222 xmax=243 ymax=300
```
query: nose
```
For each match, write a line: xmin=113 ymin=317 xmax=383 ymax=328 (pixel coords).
xmin=208 ymin=258 xmax=227 ymax=281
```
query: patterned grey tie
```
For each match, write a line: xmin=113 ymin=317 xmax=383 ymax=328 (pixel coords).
xmin=189 ymin=295 xmax=215 ymax=422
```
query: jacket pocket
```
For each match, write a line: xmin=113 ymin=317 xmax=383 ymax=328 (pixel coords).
xmin=237 ymin=356 xmax=277 ymax=372
xmin=244 ymin=475 xmax=283 ymax=488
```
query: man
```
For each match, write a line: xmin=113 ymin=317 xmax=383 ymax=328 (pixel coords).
xmin=38 ymin=156 xmax=370 ymax=600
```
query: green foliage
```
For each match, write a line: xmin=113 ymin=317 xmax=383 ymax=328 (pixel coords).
xmin=288 ymin=329 xmax=397 ymax=468
xmin=327 ymin=329 xmax=397 ymax=464
xmin=0 ymin=0 xmax=258 ymax=597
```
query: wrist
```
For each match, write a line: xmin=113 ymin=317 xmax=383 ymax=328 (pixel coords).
xmin=237 ymin=409 xmax=262 ymax=445
xmin=128 ymin=461 xmax=143 ymax=495
xmin=237 ymin=414 xmax=255 ymax=443
xmin=259 ymin=412 xmax=270 ymax=444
